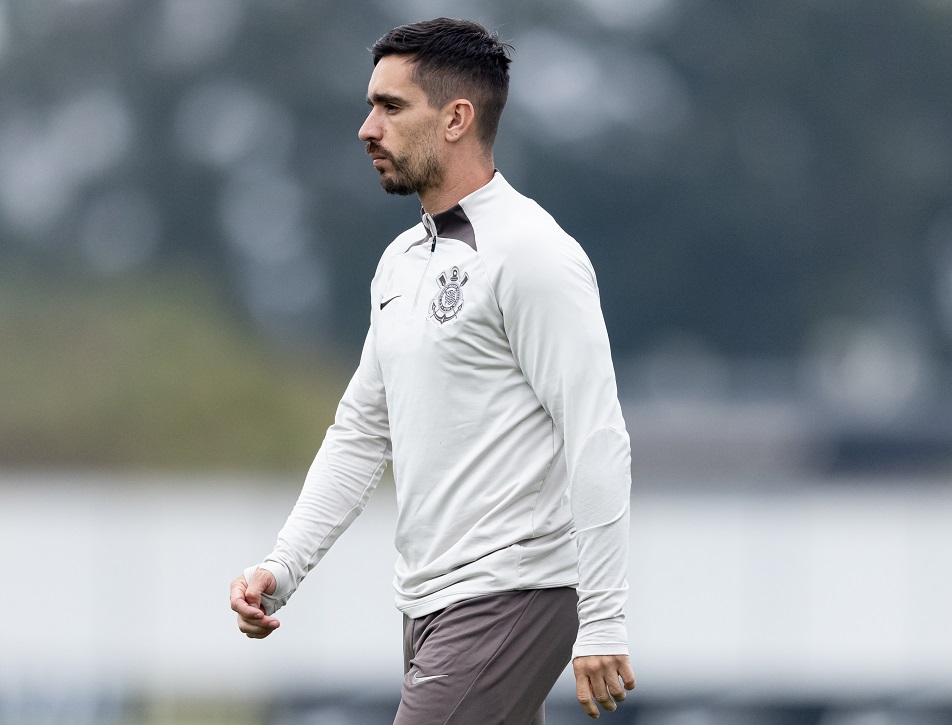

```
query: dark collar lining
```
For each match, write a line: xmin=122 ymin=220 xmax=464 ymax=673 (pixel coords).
xmin=431 ymin=205 xmax=477 ymax=251
xmin=404 ymin=203 xmax=477 ymax=253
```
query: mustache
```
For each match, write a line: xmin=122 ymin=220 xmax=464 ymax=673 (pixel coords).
xmin=366 ymin=142 xmax=392 ymax=159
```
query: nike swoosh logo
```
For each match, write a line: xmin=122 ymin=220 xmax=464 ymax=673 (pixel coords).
xmin=380 ymin=295 xmax=402 ymax=310
xmin=412 ymin=673 xmax=448 ymax=684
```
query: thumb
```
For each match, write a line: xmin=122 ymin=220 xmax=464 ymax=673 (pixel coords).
xmin=246 ymin=568 xmax=277 ymax=605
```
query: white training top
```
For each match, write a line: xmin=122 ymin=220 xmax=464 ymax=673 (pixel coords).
xmin=248 ymin=172 xmax=632 ymax=658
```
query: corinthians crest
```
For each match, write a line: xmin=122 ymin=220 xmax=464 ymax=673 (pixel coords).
xmin=429 ymin=266 xmax=469 ymax=325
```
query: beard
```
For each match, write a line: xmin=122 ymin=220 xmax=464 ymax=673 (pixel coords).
xmin=367 ymin=139 xmax=445 ymax=197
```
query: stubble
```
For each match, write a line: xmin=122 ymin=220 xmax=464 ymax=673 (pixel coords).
xmin=368 ymin=125 xmax=445 ymax=197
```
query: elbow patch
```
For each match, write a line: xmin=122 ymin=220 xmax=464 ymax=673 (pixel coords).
xmin=572 ymin=428 xmax=631 ymax=531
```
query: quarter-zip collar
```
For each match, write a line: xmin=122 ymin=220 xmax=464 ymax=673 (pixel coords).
xmin=415 ymin=171 xmax=503 ymax=253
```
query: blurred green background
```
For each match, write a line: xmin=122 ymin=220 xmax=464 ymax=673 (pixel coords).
xmin=1 ymin=266 xmax=344 ymax=469
xmin=3 ymin=1 xmax=952 ymax=724
xmin=3 ymin=0 xmax=952 ymax=472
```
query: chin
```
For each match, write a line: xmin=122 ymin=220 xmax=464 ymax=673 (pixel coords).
xmin=381 ymin=176 xmax=417 ymax=197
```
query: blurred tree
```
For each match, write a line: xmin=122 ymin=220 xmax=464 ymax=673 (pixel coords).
xmin=2 ymin=0 xmax=952 ymax=466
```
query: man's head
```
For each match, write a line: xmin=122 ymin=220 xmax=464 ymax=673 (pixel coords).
xmin=370 ymin=18 xmax=512 ymax=150
xmin=358 ymin=18 xmax=512 ymax=199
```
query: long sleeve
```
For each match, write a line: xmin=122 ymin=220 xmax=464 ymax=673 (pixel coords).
xmin=495 ymin=233 xmax=632 ymax=659
xmin=247 ymin=324 xmax=392 ymax=615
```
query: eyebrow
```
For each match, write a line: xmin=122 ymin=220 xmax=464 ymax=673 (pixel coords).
xmin=366 ymin=92 xmax=410 ymax=107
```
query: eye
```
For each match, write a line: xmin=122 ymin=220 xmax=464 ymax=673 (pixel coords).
xmin=384 ymin=103 xmax=399 ymax=113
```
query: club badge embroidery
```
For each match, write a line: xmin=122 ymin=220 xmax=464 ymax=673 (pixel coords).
xmin=429 ymin=266 xmax=469 ymax=325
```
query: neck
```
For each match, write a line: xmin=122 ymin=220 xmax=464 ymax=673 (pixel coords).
xmin=419 ymin=155 xmax=495 ymax=215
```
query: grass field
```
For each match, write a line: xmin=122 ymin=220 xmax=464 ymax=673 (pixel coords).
xmin=0 ymin=267 xmax=347 ymax=471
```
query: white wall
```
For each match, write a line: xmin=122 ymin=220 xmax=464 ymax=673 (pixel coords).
xmin=1 ymin=474 xmax=950 ymax=704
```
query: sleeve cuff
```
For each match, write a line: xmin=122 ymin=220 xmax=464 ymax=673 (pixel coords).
xmin=573 ymin=641 xmax=630 ymax=659
xmin=573 ymin=616 xmax=629 ymax=659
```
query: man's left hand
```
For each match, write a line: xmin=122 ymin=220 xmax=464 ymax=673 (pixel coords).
xmin=573 ymin=655 xmax=636 ymax=719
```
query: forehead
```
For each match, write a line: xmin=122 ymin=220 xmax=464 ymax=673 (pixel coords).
xmin=367 ymin=55 xmax=426 ymax=101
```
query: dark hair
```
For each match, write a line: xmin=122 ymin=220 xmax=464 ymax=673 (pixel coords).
xmin=371 ymin=18 xmax=512 ymax=149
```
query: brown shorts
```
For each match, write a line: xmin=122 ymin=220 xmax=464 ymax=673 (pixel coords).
xmin=394 ymin=587 xmax=578 ymax=725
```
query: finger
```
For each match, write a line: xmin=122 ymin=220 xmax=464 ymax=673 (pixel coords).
xmin=236 ymin=605 xmax=280 ymax=633
xmin=233 ymin=597 xmax=266 ymax=620
xmin=230 ymin=589 xmax=265 ymax=620
xmin=575 ymin=675 xmax=600 ymax=719
xmin=229 ymin=576 xmax=247 ymax=607
xmin=237 ymin=614 xmax=280 ymax=638
xmin=590 ymin=677 xmax=617 ymax=713
xmin=607 ymin=676 xmax=626 ymax=703
xmin=234 ymin=599 xmax=280 ymax=628
xmin=243 ymin=568 xmax=277 ymax=603
xmin=244 ymin=580 xmax=263 ymax=608
xmin=229 ymin=576 xmax=259 ymax=616
xmin=235 ymin=571 xmax=273 ymax=611
xmin=250 ymin=568 xmax=277 ymax=596
xmin=620 ymin=659 xmax=637 ymax=690
xmin=230 ymin=574 xmax=275 ymax=623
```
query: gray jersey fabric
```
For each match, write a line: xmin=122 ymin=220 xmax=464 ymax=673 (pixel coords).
xmin=250 ymin=171 xmax=631 ymax=659
xmin=395 ymin=587 xmax=578 ymax=725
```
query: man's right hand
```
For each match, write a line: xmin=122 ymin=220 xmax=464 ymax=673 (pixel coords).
xmin=230 ymin=568 xmax=280 ymax=638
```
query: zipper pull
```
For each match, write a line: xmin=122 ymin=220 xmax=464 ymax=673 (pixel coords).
xmin=422 ymin=212 xmax=437 ymax=252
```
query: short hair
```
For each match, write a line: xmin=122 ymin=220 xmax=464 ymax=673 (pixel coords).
xmin=371 ymin=18 xmax=513 ymax=149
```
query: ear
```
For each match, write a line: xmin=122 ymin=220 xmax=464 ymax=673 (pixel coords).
xmin=443 ymin=99 xmax=477 ymax=143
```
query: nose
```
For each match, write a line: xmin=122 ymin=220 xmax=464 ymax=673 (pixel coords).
xmin=358 ymin=108 xmax=380 ymax=143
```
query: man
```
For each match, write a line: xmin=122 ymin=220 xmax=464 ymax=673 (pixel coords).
xmin=230 ymin=18 xmax=635 ymax=723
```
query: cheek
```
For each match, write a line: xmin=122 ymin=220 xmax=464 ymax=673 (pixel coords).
xmin=405 ymin=122 xmax=440 ymax=155
xmin=386 ymin=125 xmax=410 ymax=154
